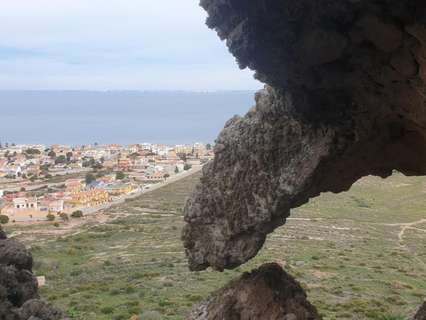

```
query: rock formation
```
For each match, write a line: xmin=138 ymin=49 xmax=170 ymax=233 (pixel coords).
xmin=183 ymin=0 xmax=426 ymax=272
xmin=183 ymin=0 xmax=426 ymax=318
xmin=0 ymin=227 xmax=63 ymax=320
xmin=188 ymin=263 xmax=321 ymax=320
xmin=415 ymin=301 xmax=426 ymax=320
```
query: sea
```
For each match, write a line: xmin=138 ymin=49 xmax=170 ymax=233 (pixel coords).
xmin=0 ymin=90 xmax=256 ymax=146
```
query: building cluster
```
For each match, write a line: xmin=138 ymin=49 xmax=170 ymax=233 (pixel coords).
xmin=0 ymin=174 xmax=138 ymax=222
xmin=0 ymin=142 xmax=212 ymax=223
xmin=0 ymin=142 xmax=212 ymax=180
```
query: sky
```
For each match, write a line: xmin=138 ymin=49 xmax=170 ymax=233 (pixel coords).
xmin=0 ymin=0 xmax=261 ymax=91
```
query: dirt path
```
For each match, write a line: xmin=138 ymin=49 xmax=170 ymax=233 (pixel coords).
xmin=397 ymin=218 xmax=426 ymax=245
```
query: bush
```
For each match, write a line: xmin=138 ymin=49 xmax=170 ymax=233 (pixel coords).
xmin=100 ymin=306 xmax=114 ymax=314
xmin=0 ymin=215 xmax=9 ymax=224
xmin=46 ymin=213 xmax=55 ymax=221
xmin=59 ymin=213 xmax=69 ymax=221
xmin=116 ymin=171 xmax=126 ymax=180
xmin=85 ymin=173 xmax=96 ymax=185
xmin=184 ymin=164 xmax=192 ymax=171
xmin=71 ymin=210 xmax=84 ymax=218
xmin=53 ymin=222 xmax=60 ymax=227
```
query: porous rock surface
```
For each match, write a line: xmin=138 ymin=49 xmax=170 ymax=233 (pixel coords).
xmin=415 ymin=301 xmax=426 ymax=320
xmin=183 ymin=0 xmax=426 ymax=272
xmin=188 ymin=263 xmax=321 ymax=320
xmin=0 ymin=228 xmax=64 ymax=320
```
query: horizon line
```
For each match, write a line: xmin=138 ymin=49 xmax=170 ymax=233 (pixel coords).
xmin=0 ymin=89 xmax=260 ymax=93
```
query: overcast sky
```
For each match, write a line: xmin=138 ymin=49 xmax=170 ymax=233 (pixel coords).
xmin=0 ymin=0 xmax=261 ymax=91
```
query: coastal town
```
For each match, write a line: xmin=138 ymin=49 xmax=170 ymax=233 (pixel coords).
xmin=0 ymin=142 xmax=212 ymax=223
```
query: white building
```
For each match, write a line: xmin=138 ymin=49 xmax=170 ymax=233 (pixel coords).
xmin=13 ymin=197 xmax=38 ymax=210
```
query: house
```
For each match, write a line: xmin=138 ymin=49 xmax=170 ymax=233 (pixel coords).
xmin=118 ymin=156 xmax=132 ymax=171
xmin=39 ymin=199 xmax=64 ymax=213
xmin=65 ymin=179 xmax=85 ymax=193
xmin=103 ymin=158 xmax=117 ymax=169
xmin=67 ymin=189 xmax=110 ymax=207
xmin=13 ymin=197 xmax=38 ymax=210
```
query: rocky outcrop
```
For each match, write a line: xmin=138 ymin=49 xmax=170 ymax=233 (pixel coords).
xmin=183 ymin=0 xmax=426 ymax=271
xmin=188 ymin=263 xmax=321 ymax=320
xmin=415 ymin=301 xmax=426 ymax=320
xmin=0 ymin=228 xmax=63 ymax=320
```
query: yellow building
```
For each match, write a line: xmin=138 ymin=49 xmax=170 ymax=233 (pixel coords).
xmin=106 ymin=183 xmax=135 ymax=196
xmin=67 ymin=189 xmax=110 ymax=207
xmin=65 ymin=179 xmax=85 ymax=193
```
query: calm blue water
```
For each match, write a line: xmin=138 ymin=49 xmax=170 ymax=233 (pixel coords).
xmin=0 ymin=91 xmax=256 ymax=145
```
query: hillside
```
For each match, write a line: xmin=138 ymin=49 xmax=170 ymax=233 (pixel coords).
xmin=6 ymin=171 xmax=426 ymax=320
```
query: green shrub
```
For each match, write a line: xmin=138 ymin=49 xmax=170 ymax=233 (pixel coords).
xmin=71 ymin=210 xmax=84 ymax=218
xmin=100 ymin=306 xmax=114 ymax=314
xmin=116 ymin=171 xmax=126 ymax=180
xmin=0 ymin=215 xmax=9 ymax=224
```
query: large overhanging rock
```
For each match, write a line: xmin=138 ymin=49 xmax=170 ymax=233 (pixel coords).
xmin=182 ymin=0 xmax=426 ymax=271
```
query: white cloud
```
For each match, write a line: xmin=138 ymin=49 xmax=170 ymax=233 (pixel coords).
xmin=0 ymin=0 xmax=262 ymax=90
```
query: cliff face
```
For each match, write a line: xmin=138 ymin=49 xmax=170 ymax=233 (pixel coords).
xmin=183 ymin=0 xmax=426 ymax=272
xmin=0 ymin=228 xmax=63 ymax=320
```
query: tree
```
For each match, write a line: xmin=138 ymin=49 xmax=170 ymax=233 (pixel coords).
xmin=25 ymin=148 xmax=41 ymax=155
xmin=85 ymin=173 xmax=96 ymax=185
xmin=66 ymin=152 xmax=73 ymax=162
xmin=59 ymin=213 xmax=69 ymax=221
xmin=91 ymin=161 xmax=103 ymax=170
xmin=174 ymin=166 xmax=179 ymax=174
xmin=82 ymin=157 xmax=95 ymax=168
xmin=206 ymin=143 xmax=212 ymax=150
xmin=0 ymin=215 xmax=9 ymax=224
xmin=115 ymin=171 xmax=125 ymax=180
xmin=48 ymin=150 xmax=56 ymax=158
xmin=71 ymin=210 xmax=84 ymax=218
xmin=184 ymin=163 xmax=192 ymax=171
xmin=164 ymin=173 xmax=170 ymax=179
xmin=55 ymin=155 xmax=67 ymax=164
xmin=46 ymin=213 xmax=55 ymax=221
